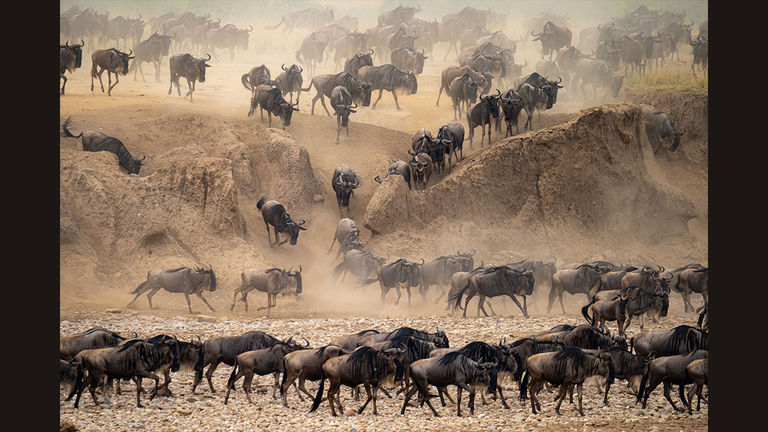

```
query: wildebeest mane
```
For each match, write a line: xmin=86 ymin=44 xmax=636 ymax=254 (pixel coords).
xmin=356 ymin=329 xmax=379 ymax=336
xmin=385 ymin=335 xmax=433 ymax=362
xmin=668 ymin=325 xmax=708 ymax=353
xmin=437 ymin=350 xmax=468 ymax=366
xmin=457 ymin=341 xmax=500 ymax=364
xmin=563 ymin=326 xmax=613 ymax=349
xmin=166 ymin=267 xmax=187 ymax=273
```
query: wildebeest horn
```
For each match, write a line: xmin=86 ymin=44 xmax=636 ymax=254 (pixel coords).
xmin=555 ymin=76 xmax=562 ymax=84
xmin=495 ymin=89 xmax=501 ymax=96
xmin=297 ymin=64 xmax=303 ymax=72
xmin=369 ymin=48 xmax=374 ymax=55
xmin=299 ymin=265 xmax=302 ymax=273
xmin=303 ymin=337 xmax=310 ymax=347
xmin=282 ymin=63 xmax=287 ymax=71
xmin=205 ymin=53 xmax=212 ymax=61
xmin=657 ymin=265 xmax=664 ymax=273
xmin=65 ymin=40 xmax=70 ymax=47
xmin=288 ymin=266 xmax=293 ymax=273
xmin=420 ymin=258 xmax=425 ymax=264
xmin=298 ymin=220 xmax=306 ymax=225
xmin=248 ymin=25 xmax=253 ymax=32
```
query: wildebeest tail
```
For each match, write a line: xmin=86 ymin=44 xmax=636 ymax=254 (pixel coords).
xmin=279 ymin=356 xmax=288 ymax=396
xmin=581 ymin=296 xmax=596 ymax=325
xmin=67 ymin=359 xmax=84 ymax=401
xmin=226 ymin=358 xmax=239 ymax=391
xmin=130 ymin=280 xmax=148 ymax=295
xmin=309 ymin=369 xmax=325 ymax=413
xmin=636 ymin=362 xmax=651 ymax=403
xmin=679 ymin=367 xmax=690 ymax=408
xmin=265 ymin=16 xmax=285 ymax=30
xmin=241 ymin=73 xmax=253 ymax=92
xmin=330 ymin=261 xmax=345 ymax=281
xmin=519 ymin=370 xmax=529 ymax=400
xmin=449 ymin=281 xmax=471 ymax=310
xmin=61 ymin=116 xmax=82 ymax=138
xmin=257 ymin=196 xmax=267 ymax=210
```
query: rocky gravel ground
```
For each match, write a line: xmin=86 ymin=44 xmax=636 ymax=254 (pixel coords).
xmin=59 ymin=307 xmax=708 ymax=432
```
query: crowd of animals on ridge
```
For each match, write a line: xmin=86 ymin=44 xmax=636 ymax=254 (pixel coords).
xmin=60 ymin=3 xmax=709 ymax=419
xmin=60 ymin=322 xmax=708 ymax=417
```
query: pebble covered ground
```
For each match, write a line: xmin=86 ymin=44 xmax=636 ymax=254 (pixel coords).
xmin=59 ymin=308 xmax=708 ymax=432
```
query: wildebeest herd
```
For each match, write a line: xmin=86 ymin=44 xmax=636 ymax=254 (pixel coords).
xmin=60 ymin=2 xmax=708 ymax=422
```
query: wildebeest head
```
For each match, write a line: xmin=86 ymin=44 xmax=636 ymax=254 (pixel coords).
xmin=414 ymin=49 xmax=428 ymax=74
xmin=454 ymin=249 xmax=476 ymax=271
xmin=115 ymin=48 xmax=136 ymax=75
xmin=125 ymin=154 xmax=146 ymax=175
xmin=194 ymin=264 xmax=217 ymax=292
xmin=283 ymin=62 xmax=303 ymax=78
xmin=335 ymin=172 xmax=360 ymax=206
xmin=65 ymin=39 xmax=86 ymax=68
xmin=541 ymin=76 xmax=564 ymax=108
xmin=287 ymin=265 xmax=303 ymax=295
xmin=405 ymin=259 xmax=423 ymax=286
xmin=278 ymin=99 xmax=300 ymax=127
xmin=406 ymin=71 xmax=418 ymax=94
xmin=481 ymin=89 xmax=501 ymax=117
xmin=356 ymin=49 xmax=374 ymax=67
xmin=285 ymin=216 xmax=308 ymax=245
xmin=196 ymin=53 xmax=212 ymax=82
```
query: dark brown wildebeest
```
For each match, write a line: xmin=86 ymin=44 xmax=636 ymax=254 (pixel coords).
xmin=620 ymin=34 xmax=647 ymax=74
xmin=273 ymin=63 xmax=304 ymax=104
xmin=619 ymin=284 xmax=671 ymax=331
xmin=520 ymin=346 xmax=614 ymax=416
xmin=401 ymin=351 xmax=497 ymax=417
xmin=637 ymin=350 xmax=708 ymax=411
xmin=676 ymin=267 xmax=709 ymax=314
xmin=131 ymin=32 xmax=173 ymax=82
xmin=309 ymin=346 xmax=405 ymax=416
xmin=360 ymin=327 xmax=449 ymax=349
xmin=417 ymin=254 xmax=470 ymax=302
xmin=598 ymin=266 xmax=639 ymax=292
xmin=641 ymin=104 xmax=685 ymax=153
xmin=343 ymin=49 xmax=374 ymax=78
xmin=280 ymin=344 xmax=349 ymax=407
xmin=60 ymin=116 xmax=145 ymax=174
xmin=466 ymin=89 xmax=501 ymax=148
xmin=436 ymin=65 xmax=485 ymax=106
xmin=127 ymin=265 xmax=217 ymax=313
xmin=328 ymin=217 xmax=366 ymax=259
xmin=168 ymin=53 xmax=212 ymax=102
xmin=407 ymin=151 xmax=433 ymax=189
xmin=377 ymin=258 xmax=423 ymax=305
xmin=248 ymin=84 xmax=299 ymax=130
xmin=581 ymin=346 xmax=649 ymax=404
xmin=90 ymin=48 xmax=134 ymax=96
xmin=679 ymin=357 xmax=708 ymax=414
xmin=531 ymin=21 xmax=572 ymax=60
xmin=230 ymin=267 xmax=303 ymax=315
xmin=448 ymin=74 xmax=479 ymax=120
xmin=223 ymin=338 xmax=308 ymax=404
xmin=331 ymin=165 xmax=362 ymax=216
xmin=435 ymin=122 xmax=466 ymax=172
xmin=192 ymin=331 xmax=290 ymax=394
xmin=357 ymin=64 xmax=418 ymax=110
xmin=303 ymin=72 xmax=372 ymax=116
xmin=548 ymin=262 xmax=613 ymax=314
xmin=69 ymin=338 xmax=181 ymax=408
xmin=330 ymin=87 xmax=359 ymax=145
xmin=582 ymin=296 xmax=627 ymax=335
xmin=241 ymin=64 xmax=271 ymax=97
xmin=499 ymin=89 xmax=524 ymax=137
xmin=450 ymin=264 xmax=535 ymax=318
xmin=60 ymin=327 xmax=129 ymax=360
xmin=630 ymin=325 xmax=708 ymax=358
xmin=256 ymin=196 xmax=307 ymax=247
xmin=60 ymin=40 xmax=85 ymax=95
xmin=561 ymin=324 xmax=627 ymax=351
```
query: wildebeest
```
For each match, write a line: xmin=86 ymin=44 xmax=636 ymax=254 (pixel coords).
xmin=621 ymin=284 xmax=671 ymax=331
xmin=561 ymin=324 xmax=627 ymax=351
xmin=230 ymin=267 xmax=303 ymax=315
xmin=265 ymin=7 xmax=335 ymax=33
xmin=330 ymin=87 xmax=359 ymax=145
xmin=676 ymin=267 xmax=709 ymax=314
xmin=450 ymin=265 xmax=535 ymax=318
xmin=521 ymin=347 xmax=614 ymax=415
xmin=402 ymin=351 xmax=497 ymax=417
xmin=192 ymin=331 xmax=289 ymax=394
xmin=516 ymin=82 xmax=549 ymax=132
xmin=303 ymin=72 xmax=372 ymax=116
xmin=357 ymin=64 xmax=418 ymax=110
xmin=507 ymin=259 xmax=558 ymax=295
xmin=680 ymin=357 xmax=708 ymax=414
xmin=641 ymin=104 xmax=684 ymax=153
xmin=205 ymin=23 xmax=251 ymax=61
xmin=272 ymin=63 xmax=304 ymax=105
xmin=581 ymin=346 xmax=648 ymax=404
xmin=328 ymin=217 xmax=366 ymax=259
xmin=223 ymin=338 xmax=308 ymax=404
xmin=572 ymin=58 xmax=625 ymax=101
xmin=448 ymin=74 xmax=479 ymax=120
xmin=582 ymin=296 xmax=627 ymax=335
xmin=60 ymin=327 xmax=129 ymax=360
xmin=295 ymin=32 xmax=329 ymax=78
xmin=309 ymin=346 xmax=405 ymax=416
xmin=417 ymin=255 xmax=469 ymax=301
xmin=531 ymin=21 xmax=572 ymax=60
xmin=248 ymin=84 xmax=299 ymax=130
xmin=377 ymin=258 xmax=423 ymax=305
xmin=343 ymin=49 xmax=374 ymax=78
xmin=548 ymin=263 xmax=612 ymax=313
xmin=690 ymin=36 xmax=708 ymax=78
xmin=620 ymin=35 xmax=647 ymax=75
xmin=131 ymin=32 xmax=173 ymax=82
xmin=330 ymin=330 xmax=380 ymax=352
xmin=334 ymin=33 xmax=367 ymax=69
xmin=331 ymin=249 xmax=388 ymax=288
xmin=280 ymin=344 xmax=349 ymax=407
xmin=241 ymin=64 xmax=272 ymax=96
xmin=378 ymin=4 xmax=421 ymax=26
xmin=466 ymin=89 xmax=501 ymax=148
xmin=595 ymin=39 xmax=623 ymax=72
xmin=436 ymin=65 xmax=485 ymax=106
xmin=331 ymin=165 xmax=362 ymax=216
xmin=360 ymin=327 xmax=449 ymax=349
xmin=70 ymin=338 xmax=181 ymax=408
xmin=637 ymin=350 xmax=708 ymax=411
xmin=435 ymin=121 xmax=465 ymax=171
xmin=60 ymin=40 xmax=85 ymax=95
xmin=61 ymin=116 xmax=146 ymax=174
xmin=499 ymin=89 xmax=524 ymax=137
xmin=408 ymin=151 xmax=433 ymax=189
xmin=374 ymin=160 xmax=412 ymax=189
xmin=631 ymin=325 xmax=709 ymax=358
xmin=256 ymin=196 xmax=307 ymax=247
xmin=127 ymin=265 xmax=217 ymax=313
xmin=391 ymin=47 xmax=428 ymax=75
xmin=168 ymin=53 xmax=212 ymax=102
xmin=90 ymin=48 xmax=134 ymax=96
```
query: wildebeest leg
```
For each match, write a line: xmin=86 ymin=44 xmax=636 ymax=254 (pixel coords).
xmin=336 ymin=115 xmax=341 ymax=144
xmin=206 ymin=361 xmax=220 ymax=393
xmin=357 ymin=383 xmax=374 ymax=414
xmin=507 ymin=294 xmax=528 ymax=318
xmin=185 ymin=78 xmax=194 ymax=101
xmin=391 ymin=90 xmax=402 ymax=111
xmin=558 ymin=291 xmax=567 ymax=315
xmin=60 ymin=75 xmax=68 ymax=95
xmin=576 ymin=383 xmax=585 ymax=416
xmin=394 ymin=284 xmax=402 ymax=305
xmin=108 ymin=71 xmax=120 ymax=96
xmin=298 ymin=377 xmax=314 ymax=400
xmin=145 ymin=286 xmax=163 ymax=309
xmin=400 ymin=384 xmax=419 ymax=414
xmin=372 ymin=89 xmax=384 ymax=109
xmin=553 ymin=384 xmax=569 ymax=414
xmin=477 ymin=296 xmax=491 ymax=317
xmin=183 ymin=293 xmax=194 ymax=313
xmin=196 ymin=292 xmax=217 ymax=312
xmin=263 ymin=221 xmax=273 ymax=247
xmin=462 ymin=292 xmax=476 ymax=318
xmin=97 ymin=67 xmax=106 ymax=93
xmin=662 ymin=382 xmax=684 ymax=412
xmin=436 ymin=84 xmax=445 ymax=106
xmin=243 ymin=371 xmax=255 ymax=404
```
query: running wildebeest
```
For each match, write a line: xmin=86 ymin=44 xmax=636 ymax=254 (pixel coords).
xmin=328 ymin=217 xmax=366 ymax=259
xmin=330 ymin=87 xmax=359 ymax=144
xmin=241 ymin=64 xmax=272 ymax=97
xmin=127 ymin=265 xmax=217 ymax=313
xmin=641 ymin=104 xmax=685 ymax=154
xmin=466 ymin=89 xmax=501 ymax=148
xmin=192 ymin=331 xmax=291 ymax=394
xmin=450 ymin=265 xmax=535 ymax=318
xmin=374 ymin=160 xmax=412 ymax=189
xmin=378 ymin=258 xmax=423 ymax=305
xmin=230 ymin=267 xmax=303 ymax=315
xmin=344 ymin=49 xmax=375 ymax=78
xmin=436 ymin=65 xmax=485 ymax=106
xmin=331 ymin=249 xmax=388 ymax=288
xmin=248 ymin=84 xmax=300 ymax=130
xmin=309 ymin=346 xmax=405 ymax=416
xmin=131 ymin=32 xmax=173 ymax=82
xmin=60 ymin=327 xmax=129 ymax=360
xmin=531 ymin=21 xmax=572 ymax=60
xmin=273 ymin=63 xmax=304 ymax=104
xmin=357 ymin=64 xmax=418 ymax=110
xmin=401 ymin=351 xmax=497 ymax=417
xmin=223 ymin=338 xmax=308 ymax=404
xmin=168 ymin=53 xmax=212 ymax=102
xmin=520 ymin=347 xmax=614 ymax=416
xmin=256 ymin=196 xmax=307 ymax=247
xmin=630 ymin=325 xmax=709 ymax=358
xmin=60 ymin=40 xmax=85 ymax=95
xmin=331 ymin=164 xmax=362 ymax=215
xmin=280 ymin=344 xmax=349 ymax=407
xmin=417 ymin=255 xmax=469 ymax=301
xmin=637 ymin=350 xmax=708 ymax=412
xmin=61 ymin=116 xmax=145 ymax=174
xmin=548 ymin=263 xmax=613 ymax=314
xmin=571 ymin=58 xmax=626 ymax=101
xmin=303 ymin=72 xmax=372 ymax=116
xmin=90 ymin=48 xmax=134 ymax=96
